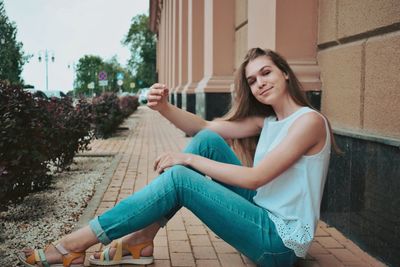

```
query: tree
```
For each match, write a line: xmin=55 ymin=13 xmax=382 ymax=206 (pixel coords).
xmin=0 ymin=1 xmax=28 ymax=85
xmin=74 ymin=55 xmax=103 ymax=96
xmin=103 ymin=56 xmax=136 ymax=93
xmin=74 ymin=55 xmax=135 ymax=96
xmin=123 ymin=14 xmax=157 ymax=88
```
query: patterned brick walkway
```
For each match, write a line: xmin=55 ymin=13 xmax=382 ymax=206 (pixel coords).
xmin=82 ymin=106 xmax=386 ymax=267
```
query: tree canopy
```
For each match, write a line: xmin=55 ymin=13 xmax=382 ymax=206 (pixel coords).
xmin=0 ymin=1 xmax=28 ymax=85
xmin=123 ymin=14 xmax=157 ymax=88
xmin=73 ymin=13 xmax=156 ymax=96
xmin=74 ymin=55 xmax=135 ymax=96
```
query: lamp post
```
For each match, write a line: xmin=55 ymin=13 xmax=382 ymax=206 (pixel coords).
xmin=38 ymin=49 xmax=55 ymax=91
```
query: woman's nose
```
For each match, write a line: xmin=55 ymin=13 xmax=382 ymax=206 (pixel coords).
xmin=256 ymin=76 xmax=266 ymax=88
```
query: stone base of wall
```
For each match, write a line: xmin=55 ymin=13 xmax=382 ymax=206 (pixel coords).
xmin=321 ymin=133 xmax=400 ymax=266
xmin=182 ymin=93 xmax=196 ymax=114
xmin=306 ymin=90 xmax=321 ymax=111
xmin=196 ymin=92 xmax=231 ymax=120
xmin=175 ymin=92 xmax=182 ymax=108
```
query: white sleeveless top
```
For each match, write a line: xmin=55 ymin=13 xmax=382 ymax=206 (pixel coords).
xmin=252 ymin=107 xmax=331 ymax=257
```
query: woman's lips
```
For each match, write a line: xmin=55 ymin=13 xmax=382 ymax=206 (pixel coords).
xmin=260 ymin=87 xmax=273 ymax=96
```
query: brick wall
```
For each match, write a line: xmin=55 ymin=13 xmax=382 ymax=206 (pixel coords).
xmin=318 ymin=0 xmax=400 ymax=138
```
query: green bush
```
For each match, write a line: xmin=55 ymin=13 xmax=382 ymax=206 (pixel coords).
xmin=45 ymin=97 xmax=93 ymax=170
xmin=119 ymin=95 xmax=139 ymax=118
xmin=91 ymin=93 xmax=122 ymax=138
xmin=0 ymin=82 xmax=52 ymax=206
xmin=0 ymin=82 xmax=93 ymax=208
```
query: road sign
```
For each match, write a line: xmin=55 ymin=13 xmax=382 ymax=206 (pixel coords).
xmin=116 ymin=72 xmax=124 ymax=80
xmin=99 ymin=80 xmax=108 ymax=86
xmin=117 ymin=80 xmax=123 ymax=86
xmin=87 ymin=82 xmax=95 ymax=89
xmin=98 ymin=71 xmax=107 ymax=81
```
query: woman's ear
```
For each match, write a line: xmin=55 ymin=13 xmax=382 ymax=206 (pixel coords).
xmin=284 ymin=72 xmax=289 ymax=80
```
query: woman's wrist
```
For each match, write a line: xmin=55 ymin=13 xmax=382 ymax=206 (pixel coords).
xmin=184 ymin=154 xmax=193 ymax=167
xmin=158 ymin=102 xmax=171 ymax=115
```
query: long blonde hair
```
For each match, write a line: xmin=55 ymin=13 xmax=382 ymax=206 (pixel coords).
xmin=222 ymin=48 xmax=339 ymax=166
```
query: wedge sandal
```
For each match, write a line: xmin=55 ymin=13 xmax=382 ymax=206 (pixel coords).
xmin=17 ymin=240 xmax=85 ymax=267
xmin=89 ymin=238 xmax=154 ymax=266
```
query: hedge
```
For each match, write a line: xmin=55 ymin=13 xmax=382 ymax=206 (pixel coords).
xmin=0 ymin=83 xmax=139 ymax=208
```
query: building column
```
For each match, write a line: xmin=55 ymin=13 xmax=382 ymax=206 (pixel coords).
xmin=165 ymin=0 xmax=173 ymax=104
xmin=169 ymin=0 xmax=179 ymax=105
xmin=195 ymin=0 xmax=235 ymax=120
xmin=173 ymin=0 xmax=188 ymax=109
xmin=248 ymin=0 xmax=321 ymax=109
xmin=158 ymin=0 xmax=165 ymax=83
xmin=182 ymin=0 xmax=204 ymax=114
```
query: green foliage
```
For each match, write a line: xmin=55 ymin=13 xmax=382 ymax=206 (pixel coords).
xmin=74 ymin=55 xmax=135 ymax=96
xmin=0 ymin=82 xmax=93 ymax=208
xmin=44 ymin=97 xmax=93 ymax=170
xmin=91 ymin=93 xmax=123 ymax=138
xmin=74 ymin=55 xmax=104 ymax=96
xmin=91 ymin=93 xmax=139 ymax=139
xmin=0 ymin=2 xmax=28 ymax=85
xmin=119 ymin=95 xmax=139 ymax=117
xmin=123 ymin=14 xmax=157 ymax=88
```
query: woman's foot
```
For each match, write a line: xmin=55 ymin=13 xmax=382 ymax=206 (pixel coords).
xmin=19 ymin=240 xmax=85 ymax=266
xmin=92 ymin=231 xmax=154 ymax=260
xmin=92 ymin=223 xmax=160 ymax=260
xmin=18 ymin=226 xmax=98 ymax=266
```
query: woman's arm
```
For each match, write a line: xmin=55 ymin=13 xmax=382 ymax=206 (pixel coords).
xmin=147 ymin=83 xmax=263 ymax=138
xmin=154 ymin=112 xmax=326 ymax=189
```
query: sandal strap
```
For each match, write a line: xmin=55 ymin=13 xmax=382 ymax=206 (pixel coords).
xmin=25 ymin=249 xmax=50 ymax=266
xmin=122 ymin=240 xmax=153 ymax=259
xmin=100 ymin=239 xmax=123 ymax=261
xmin=37 ymin=249 xmax=50 ymax=267
xmin=114 ymin=239 xmax=123 ymax=261
xmin=54 ymin=242 xmax=69 ymax=255
xmin=62 ymin=251 xmax=85 ymax=267
xmin=97 ymin=239 xmax=153 ymax=262
xmin=52 ymin=240 xmax=85 ymax=267
xmin=100 ymin=246 xmax=111 ymax=262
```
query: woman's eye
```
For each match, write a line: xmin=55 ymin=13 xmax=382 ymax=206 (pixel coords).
xmin=262 ymin=71 xmax=270 ymax=76
xmin=248 ymin=79 xmax=255 ymax=85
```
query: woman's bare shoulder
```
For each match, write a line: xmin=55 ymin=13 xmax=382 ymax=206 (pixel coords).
xmin=290 ymin=111 xmax=326 ymax=137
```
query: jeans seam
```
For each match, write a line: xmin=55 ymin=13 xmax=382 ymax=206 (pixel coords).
xmin=179 ymin=179 xmax=267 ymax=234
xmin=256 ymin=250 xmax=294 ymax=266
xmin=109 ymin=183 xmax=177 ymax=231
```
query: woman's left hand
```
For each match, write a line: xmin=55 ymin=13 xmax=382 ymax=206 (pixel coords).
xmin=153 ymin=152 xmax=190 ymax=174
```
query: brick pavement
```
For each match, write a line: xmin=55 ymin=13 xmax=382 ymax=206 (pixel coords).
xmin=82 ymin=106 xmax=387 ymax=267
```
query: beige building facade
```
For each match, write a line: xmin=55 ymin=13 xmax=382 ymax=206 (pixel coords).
xmin=150 ymin=0 xmax=400 ymax=265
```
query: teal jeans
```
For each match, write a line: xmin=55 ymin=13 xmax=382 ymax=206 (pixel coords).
xmin=89 ymin=129 xmax=297 ymax=266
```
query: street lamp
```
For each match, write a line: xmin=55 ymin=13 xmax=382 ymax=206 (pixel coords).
xmin=38 ymin=49 xmax=55 ymax=91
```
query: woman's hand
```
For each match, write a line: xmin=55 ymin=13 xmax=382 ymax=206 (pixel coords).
xmin=153 ymin=152 xmax=191 ymax=174
xmin=147 ymin=83 xmax=169 ymax=111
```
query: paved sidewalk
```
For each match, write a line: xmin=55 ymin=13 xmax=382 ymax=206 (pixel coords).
xmin=82 ymin=106 xmax=387 ymax=267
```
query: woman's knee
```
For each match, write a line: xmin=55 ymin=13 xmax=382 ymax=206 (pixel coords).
xmin=164 ymin=165 xmax=205 ymax=191
xmin=186 ymin=129 xmax=226 ymax=153
xmin=194 ymin=128 xmax=223 ymax=141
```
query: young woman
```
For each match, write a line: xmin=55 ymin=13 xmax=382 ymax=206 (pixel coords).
xmin=18 ymin=48 xmax=333 ymax=267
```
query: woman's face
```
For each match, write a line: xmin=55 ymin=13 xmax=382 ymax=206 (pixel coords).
xmin=245 ymin=56 xmax=289 ymax=106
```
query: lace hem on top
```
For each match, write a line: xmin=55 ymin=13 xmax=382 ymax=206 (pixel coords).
xmin=268 ymin=212 xmax=313 ymax=258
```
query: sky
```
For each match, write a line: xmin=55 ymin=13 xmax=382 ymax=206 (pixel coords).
xmin=3 ymin=0 xmax=149 ymax=92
